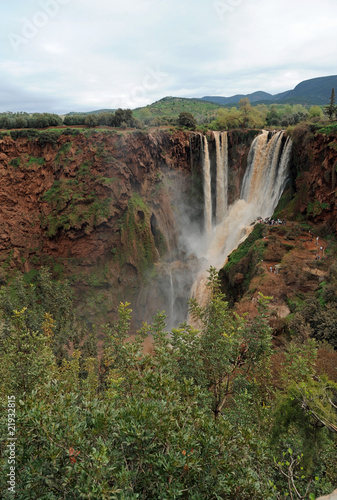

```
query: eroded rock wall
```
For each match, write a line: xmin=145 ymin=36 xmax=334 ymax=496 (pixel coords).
xmin=289 ymin=125 xmax=337 ymax=232
xmin=0 ymin=128 xmax=256 ymax=326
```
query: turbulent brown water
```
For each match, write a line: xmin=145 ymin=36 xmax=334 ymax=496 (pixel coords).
xmin=213 ymin=131 xmax=228 ymax=224
xmin=202 ymin=135 xmax=213 ymax=235
xmin=190 ymin=130 xmax=292 ymax=311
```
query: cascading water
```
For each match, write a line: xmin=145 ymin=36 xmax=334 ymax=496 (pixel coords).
xmin=241 ymin=130 xmax=285 ymax=212
xmin=202 ymin=135 xmax=213 ymax=235
xmin=190 ymin=130 xmax=292 ymax=310
xmin=214 ymin=131 xmax=228 ymax=224
xmin=133 ymin=129 xmax=292 ymax=332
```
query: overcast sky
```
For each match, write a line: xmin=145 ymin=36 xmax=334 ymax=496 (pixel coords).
xmin=1 ymin=0 xmax=337 ymax=113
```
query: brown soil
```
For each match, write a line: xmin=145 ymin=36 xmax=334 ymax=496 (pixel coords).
xmin=235 ymin=222 xmax=330 ymax=324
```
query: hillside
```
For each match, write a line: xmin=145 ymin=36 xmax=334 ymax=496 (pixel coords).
xmin=61 ymin=76 xmax=337 ymax=121
xmin=132 ymin=96 xmax=221 ymax=121
xmin=202 ymin=90 xmax=274 ymax=105
xmin=201 ymin=75 xmax=337 ymax=106
xmin=66 ymin=108 xmax=116 ymax=115
xmin=276 ymin=75 xmax=337 ymax=104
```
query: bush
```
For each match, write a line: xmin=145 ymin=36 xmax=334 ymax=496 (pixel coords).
xmin=178 ymin=111 xmax=197 ymax=129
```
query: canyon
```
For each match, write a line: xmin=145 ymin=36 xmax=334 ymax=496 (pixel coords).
xmin=0 ymin=124 xmax=336 ymax=336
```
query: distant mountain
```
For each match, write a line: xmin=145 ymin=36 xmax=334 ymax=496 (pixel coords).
xmin=274 ymin=75 xmax=337 ymax=104
xmin=66 ymin=109 xmax=116 ymax=115
xmin=202 ymin=91 xmax=273 ymax=105
xmin=201 ymin=75 xmax=337 ymax=106
xmin=65 ymin=76 xmax=337 ymax=118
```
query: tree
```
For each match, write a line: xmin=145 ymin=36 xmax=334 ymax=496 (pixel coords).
xmin=84 ymin=114 xmax=98 ymax=128
xmin=137 ymin=107 xmax=152 ymax=125
xmin=324 ymin=88 xmax=337 ymax=121
xmin=1 ymin=271 xmax=336 ymax=498
xmin=178 ymin=111 xmax=197 ymax=129
xmin=238 ymin=97 xmax=252 ymax=128
xmin=308 ymin=105 xmax=324 ymax=121
xmin=0 ymin=308 xmax=57 ymax=398
xmin=0 ymin=268 xmax=76 ymax=363
xmin=266 ymin=105 xmax=281 ymax=126
xmin=181 ymin=268 xmax=272 ymax=418
xmin=214 ymin=99 xmax=267 ymax=129
xmin=114 ymin=108 xmax=133 ymax=127
xmin=213 ymin=107 xmax=241 ymax=129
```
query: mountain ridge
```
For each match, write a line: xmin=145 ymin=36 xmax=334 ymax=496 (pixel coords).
xmin=201 ymin=75 xmax=337 ymax=106
xmin=65 ymin=75 xmax=337 ymax=116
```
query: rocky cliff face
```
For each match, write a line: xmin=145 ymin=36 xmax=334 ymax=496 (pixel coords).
xmin=1 ymin=125 xmax=336 ymax=329
xmin=0 ymin=129 xmax=190 ymax=261
xmin=288 ymin=125 xmax=337 ymax=232
xmin=219 ymin=124 xmax=337 ymax=353
xmin=0 ymin=128 xmax=253 ymax=327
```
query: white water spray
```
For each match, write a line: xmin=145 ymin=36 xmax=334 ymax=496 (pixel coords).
xmin=202 ymin=135 xmax=213 ymax=235
xmin=192 ymin=130 xmax=292 ymax=309
xmin=214 ymin=131 xmax=228 ymax=223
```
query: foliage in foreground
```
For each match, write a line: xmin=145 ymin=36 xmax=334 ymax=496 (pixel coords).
xmin=0 ymin=269 xmax=336 ymax=499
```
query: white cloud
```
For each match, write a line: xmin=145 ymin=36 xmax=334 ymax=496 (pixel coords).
xmin=0 ymin=0 xmax=336 ymax=112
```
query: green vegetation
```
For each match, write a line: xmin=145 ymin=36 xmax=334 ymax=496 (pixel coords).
xmin=272 ymin=188 xmax=295 ymax=220
xmin=41 ymin=165 xmax=116 ymax=237
xmin=209 ymin=99 xmax=268 ymax=130
xmin=324 ymin=88 xmax=337 ymax=121
xmin=307 ymin=200 xmax=331 ymax=217
xmin=1 ymin=81 xmax=335 ymax=135
xmin=286 ymin=256 xmax=337 ymax=348
xmin=64 ymin=108 xmax=140 ymax=129
xmin=178 ymin=111 xmax=197 ymax=130
xmin=133 ymin=98 xmax=327 ymax=130
xmin=9 ymin=155 xmax=45 ymax=169
xmin=0 ymin=99 xmax=331 ymax=134
xmin=0 ymin=269 xmax=335 ymax=498
xmin=8 ymin=128 xmax=72 ymax=144
xmin=9 ymin=158 xmax=20 ymax=168
xmin=315 ymin=122 xmax=337 ymax=134
xmin=133 ymin=97 xmax=221 ymax=125
xmin=219 ymin=224 xmax=267 ymax=303
xmin=222 ymin=223 xmax=266 ymax=273
xmin=0 ymin=112 xmax=62 ymax=129
xmin=0 ymin=267 xmax=75 ymax=362
xmin=26 ymin=156 xmax=45 ymax=167
xmin=54 ymin=141 xmax=73 ymax=167
xmin=114 ymin=194 xmax=157 ymax=275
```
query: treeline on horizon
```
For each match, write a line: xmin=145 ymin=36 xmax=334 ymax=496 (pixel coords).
xmin=0 ymin=109 xmax=139 ymax=130
xmin=0 ymin=100 xmax=330 ymax=132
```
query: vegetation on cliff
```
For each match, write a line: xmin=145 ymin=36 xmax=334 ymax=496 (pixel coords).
xmin=41 ymin=163 xmax=116 ymax=238
xmin=114 ymin=193 xmax=158 ymax=275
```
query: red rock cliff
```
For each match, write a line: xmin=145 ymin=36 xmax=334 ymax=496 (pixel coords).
xmin=0 ymin=128 xmax=257 ymax=324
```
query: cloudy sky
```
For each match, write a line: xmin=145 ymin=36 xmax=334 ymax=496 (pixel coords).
xmin=1 ymin=0 xmax=337 ymax=113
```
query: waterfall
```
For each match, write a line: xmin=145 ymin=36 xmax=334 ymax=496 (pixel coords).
xmin=241 ymin=130 xmax=285 ymax=216
xmin=189 ymin=133 xmax=194 ymax=172
xmin=191 ymin=130 xmax=292 ymax=309
xmin=214 ymin=131 xmax=228 ymax=224
xmin=202 ymin=136 xmax=213 ymax=235
xmin=270 ymin=136 xmax=293 ymax=209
